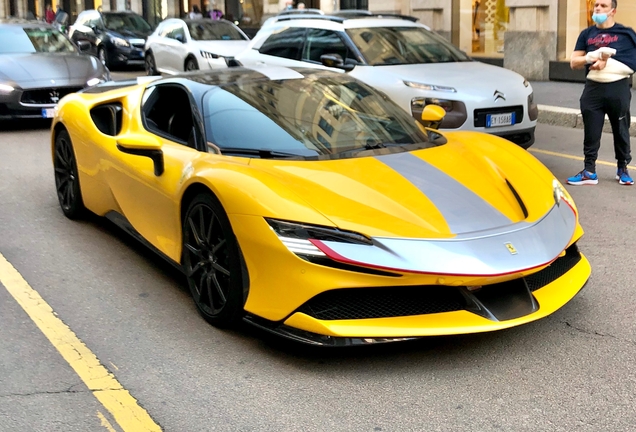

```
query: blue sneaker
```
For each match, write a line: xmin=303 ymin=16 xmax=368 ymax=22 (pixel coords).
xmin=616 ymin=168 xmax=634 ymax=185
xmin=567 ymin=170 xmax=598 ymax=185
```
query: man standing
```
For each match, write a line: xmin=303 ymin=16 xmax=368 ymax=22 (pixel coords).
xmin=568 ymin=0 xmax=636 ymax=186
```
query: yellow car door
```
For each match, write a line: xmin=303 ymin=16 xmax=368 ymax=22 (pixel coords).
xmin=106 ymin=83 xmax=206 ymax=262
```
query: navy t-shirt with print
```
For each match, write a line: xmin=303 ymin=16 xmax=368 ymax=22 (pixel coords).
xmin=575 ymin=23 xmax=636 ymax=73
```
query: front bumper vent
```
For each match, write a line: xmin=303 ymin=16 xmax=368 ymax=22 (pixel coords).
xmin=296 ymin=245 xmax=582 ymax=321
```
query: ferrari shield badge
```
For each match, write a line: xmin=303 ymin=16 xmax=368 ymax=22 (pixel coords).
xmin=505 ymin=242 xmax=518 ymax=255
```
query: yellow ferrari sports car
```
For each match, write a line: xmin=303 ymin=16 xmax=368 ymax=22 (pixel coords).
xmin=51 ymin=66 xmax=590 ymax=346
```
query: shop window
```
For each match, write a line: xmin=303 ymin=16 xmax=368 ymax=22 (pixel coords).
xmin=340 ymin=0 xmax=367 ymax=10
xmin=471 ymin=0 xmax=508 ymax=55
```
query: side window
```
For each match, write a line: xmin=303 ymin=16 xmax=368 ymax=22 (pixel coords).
xmin=158 ymin=23 xmax=171 ymax=38
xmin=141 ymin=85 xmax=199 ymax=149
xmin=258 ymin=27 xmax=306 ymax=60
xmin=169 ymin=25 xmax=186 ymax=42
xmin=302 ymin=29 xmax=349 ymax=63
xmin=87 ymin=17 xmax=101 ymax=28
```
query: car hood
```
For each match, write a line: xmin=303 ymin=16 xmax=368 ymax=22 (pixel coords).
xmin=108 ymin=28 xmax=151 ymax=39
xmin=353 ymin=61 xmax=529 ymax=103
xmin=194 ymin=40 xmax=250 ymax=57
xmin=248 ymin=134 xmax=563 ymax=239
xmin=0 ymin=53 xmax=100 ymax=87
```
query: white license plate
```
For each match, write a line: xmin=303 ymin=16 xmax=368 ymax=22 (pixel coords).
xmin=41 ymin=108 xmax=55 ymax=118
xmin=486 ymin=112 xmax=515 ymax=128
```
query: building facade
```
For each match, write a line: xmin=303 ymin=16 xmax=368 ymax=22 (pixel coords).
xmin=2 ymin=0 xmax=635 ymax=80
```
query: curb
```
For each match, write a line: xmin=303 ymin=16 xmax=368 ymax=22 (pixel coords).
xmin=537 ymin=104 xmax=636 ymax=137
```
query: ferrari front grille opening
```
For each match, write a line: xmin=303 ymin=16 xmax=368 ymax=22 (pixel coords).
xmin=296 ymin=244 xmax=583 ymax=321
xmin=298 ymin=286 xmax=468 ymax=320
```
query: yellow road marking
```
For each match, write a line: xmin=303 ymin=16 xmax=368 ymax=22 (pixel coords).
xmin=0 ymin=253 xmax=161 ymax=432
xmin=530 ymin=148 xmax=636 ymax=170
xmin=97 ymin=410 xmax=118 ymax=432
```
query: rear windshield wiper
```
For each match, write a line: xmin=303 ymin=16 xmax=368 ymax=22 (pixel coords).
xmin=217 ymin=147 xmax=304 ymax=159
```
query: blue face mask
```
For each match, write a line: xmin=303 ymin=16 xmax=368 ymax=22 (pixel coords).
xmin=592 ymin=13 xmax=608 ymax=24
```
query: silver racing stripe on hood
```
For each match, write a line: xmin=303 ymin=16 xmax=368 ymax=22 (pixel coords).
xmin=375 ymin=152 xmax=512 ymax=233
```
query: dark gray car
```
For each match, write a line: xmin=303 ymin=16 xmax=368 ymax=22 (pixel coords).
xmin=0 ymin=19 xmax=110 ymax=120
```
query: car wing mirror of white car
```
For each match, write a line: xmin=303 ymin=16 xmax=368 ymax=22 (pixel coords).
xmin=420 ymin=104 xmax=446 ymax=130
xmin=320 ymin=54 xmax=355 ymax=72
xmin=117 ymin=134 xmax=164 ymax=176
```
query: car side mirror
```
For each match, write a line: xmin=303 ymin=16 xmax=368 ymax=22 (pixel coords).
xmin=76 ymin=40 xmax=91 ymax=52
xmin=420 ymin=104 xmax=446 ymax=130
xmin=320 ymin=53 xmax=355 ymax=72
xmin=117 ymin=134 xmax=164 ymax=176
xmin=175 ymin=34 xmax=185 ymax=43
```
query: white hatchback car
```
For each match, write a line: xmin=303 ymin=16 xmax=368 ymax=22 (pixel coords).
xmin=236 ymin=14 xmax=538 ymax=148
xmin=145 ymin=19 xmax=250 ymax=75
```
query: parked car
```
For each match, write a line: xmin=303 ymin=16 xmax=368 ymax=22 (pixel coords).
xmin=69 ymin=10 xmax=153 ymax=69
xmin=236 ymin=14 xmax=538 ymax=148
xmin=50 ymin=66 xmax=588 ymax=345
xmin=0 ymin=19 xmax=110 ymax=120
xmin=144 ymin=18 xmax=249 ymax=75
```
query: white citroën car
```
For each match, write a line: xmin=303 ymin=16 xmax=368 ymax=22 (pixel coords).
xmin=235 ymin=14 xmax=538 ymax=148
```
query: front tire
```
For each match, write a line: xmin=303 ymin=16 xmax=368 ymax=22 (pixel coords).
xmin=145 ymin=51 xmax=158 ymax=76
xmin=182 ymin=193 xmax=244 ymax=327
xmin=185 ymin=57 xmax=199 ymax=72
xmin=53 ymin=130 xmax=85 ymax=219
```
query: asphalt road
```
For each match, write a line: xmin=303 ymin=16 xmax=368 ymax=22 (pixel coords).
xmin=1 ymin=100 xmax=635 ymax=430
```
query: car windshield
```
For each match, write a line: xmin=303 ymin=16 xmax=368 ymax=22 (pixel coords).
xmin=203 ymin=73 xmax=432 ymax=159
xmin=103 ymin=13 xmax=152 ymax=32
xmin=346 ymin=26 xmax=471 ymax=66
xmin=0 ymin=27 xmax=76 ymax=53
xmin=186 ymin=21 xmax=246 ymax=41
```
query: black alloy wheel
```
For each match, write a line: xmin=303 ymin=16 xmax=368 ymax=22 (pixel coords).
xmin=185 ymin=58 xmax=199 ymax=72
xmin=182 ymin=193 xmax=244 ymax=327
xmin=145 ymin=52 xmax=158 ymax=76
xmin=53 ymin=130 xmax=85 ymax=219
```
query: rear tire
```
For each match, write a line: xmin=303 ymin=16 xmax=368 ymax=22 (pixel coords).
xmin=182 ymin=193 xmax=244 ymax=327
xmin=53 ymin=130 xmax=86 ymax=219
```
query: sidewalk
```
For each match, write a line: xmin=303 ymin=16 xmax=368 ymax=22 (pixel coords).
xmin=531 ymin=80 xmax=636 ymax=136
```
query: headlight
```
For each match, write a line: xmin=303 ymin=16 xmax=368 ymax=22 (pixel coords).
xmin=112 ymin=37 xmax=129 ymax=47
xmin=86 ymin=78 xmax=102 ymax=86
xmin=404 ymin=81 xmax=456 ymax=93
xmin=200 ymin=50 xmax=220 ymax=59
xmin=553 ymin=179 xmax=574 ymax=211
xmin=267 ymin=219 xmax=372 ymax=258
xmin=0 ymin=84 xmax=14 ymax=94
